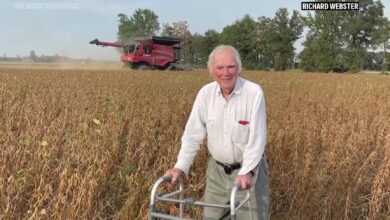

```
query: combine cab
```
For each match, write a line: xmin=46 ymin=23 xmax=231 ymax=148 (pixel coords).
xmin=90 ymin=36 xmax=185 ymax=70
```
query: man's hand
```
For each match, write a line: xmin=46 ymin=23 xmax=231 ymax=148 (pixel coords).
xmin=234 ymin=173 xmax=253 ymax=191
xmin=165 ymin=168 xmax=184 ymax=184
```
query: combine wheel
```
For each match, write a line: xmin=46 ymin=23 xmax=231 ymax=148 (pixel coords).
xmin=165 ymin=65 xmax=178 ymax=71
xmin=137 ymin=64 xmax=152 ymax=70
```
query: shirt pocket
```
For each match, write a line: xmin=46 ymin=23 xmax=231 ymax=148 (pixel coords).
xmin=232 ymin=121 xmax=250 ymax=144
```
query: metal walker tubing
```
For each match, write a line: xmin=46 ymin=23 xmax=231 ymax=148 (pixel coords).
xmin=149 ymin=175 xmax=250 ymax=220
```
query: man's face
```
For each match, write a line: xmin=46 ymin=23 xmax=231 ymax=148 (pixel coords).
xmin=209 ymin=49 xmax=240 ymax=94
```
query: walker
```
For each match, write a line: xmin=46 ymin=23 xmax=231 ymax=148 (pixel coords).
xmin=149 ymin=175 xmax=250 ymax=220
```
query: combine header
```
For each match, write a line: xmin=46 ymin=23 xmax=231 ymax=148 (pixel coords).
xmin=90 ymin=36 xmax=186 ymax=70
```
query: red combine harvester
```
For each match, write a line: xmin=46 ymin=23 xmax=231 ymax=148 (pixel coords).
xmin=89 ymin=36 xmax=186 ymax=70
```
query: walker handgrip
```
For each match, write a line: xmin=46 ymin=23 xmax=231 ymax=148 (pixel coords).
xmin=162 ymin=175 xmax=173 ymax=182
xmin=150 ymin=175 xmax=185 ymax=219
xmin=230 ymin=183 xmax=241 ymax=209
xmin=230 ymin=182 xmax=250 ymax=219
xmin=151 ymin=176 xmax=174 ymax=206
xmin=233 ymin=182 xmax=242 ymax=190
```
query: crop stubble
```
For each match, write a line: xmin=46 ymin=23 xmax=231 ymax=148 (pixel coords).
xmin=0 ymin=68 xmax=389 ymax=219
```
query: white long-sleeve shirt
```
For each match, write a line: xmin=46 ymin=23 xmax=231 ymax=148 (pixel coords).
xmin=174 ymin=76 xmax=267 ymax=176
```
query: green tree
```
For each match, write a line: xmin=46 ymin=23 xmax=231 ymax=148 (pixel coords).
xmin=299 ymin=0 xmax=386 ymax=73
xmin=363 ymin=51 xmax=383 ymax=70
xmin=372 ymin=16 xmax=390 ymax=73
xmin=161 ymin=23 xmax=175 ymax=37
xmin=220 ymin=15 xmax=258 ymax=69
xmin=344 ymin=0 xmax=385 ymax=72
xmin=219 ymin=11 xmax=303 ymax=71
xmin=299 ymin=10 xmax=345 ymax=72
xmin=117 ymin=9 xmax=160 ymax=43
xmin=270 ymin=8 xmax=304 ymax=70
xmin=380 ymin=20 xmax=390 ymax=73
xmin=191 ymin=33 xmax=205 ymax=67
xmin=161 ymin=21 xmax=192 ymax=63
xmin=191 ymin=30 xmax=220 ymax=67
xmin=255 ymin=16 xmax=276 ymax=70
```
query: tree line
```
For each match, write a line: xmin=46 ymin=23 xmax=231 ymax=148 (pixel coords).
xmin=117 ymin=0 xmax=389 ymax=73
xmin=0 ymin=51 xmax=61 ymax=62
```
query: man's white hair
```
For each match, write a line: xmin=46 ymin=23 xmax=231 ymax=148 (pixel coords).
xmin=207 ymin=45 xmax=242 ymax=73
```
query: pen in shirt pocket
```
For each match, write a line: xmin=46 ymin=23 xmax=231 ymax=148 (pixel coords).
xmin=238 ymin=120 xmax=250 ymax=125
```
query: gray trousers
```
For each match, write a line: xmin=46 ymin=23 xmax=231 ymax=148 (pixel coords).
xmin=202 ymin=156 xmax=269 ymax=220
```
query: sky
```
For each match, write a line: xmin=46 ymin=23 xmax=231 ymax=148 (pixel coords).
xmin=1 ymin=0 xmax=389 ymax=61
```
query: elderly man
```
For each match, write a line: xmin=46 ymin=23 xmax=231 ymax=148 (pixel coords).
xmin=165 ymin=45 xmax=269 ymax=219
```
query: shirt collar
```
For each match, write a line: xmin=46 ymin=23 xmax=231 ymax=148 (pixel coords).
xmin=217 ymin=77 xmax=243 ymax=96
xmin=233 ymin=77 xmax=243 ymax=95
